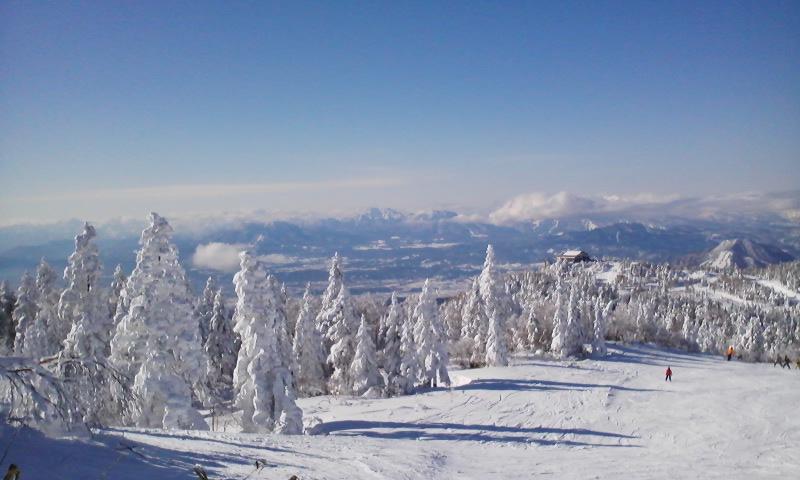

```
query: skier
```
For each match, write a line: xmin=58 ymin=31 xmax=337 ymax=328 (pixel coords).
xmin=726 ymin=345 xmax=735 ymax=361
xmin=782 ymin=355 xmax=792 ymax=369
xmin=665 ymin=366 xmax=672 ymax=382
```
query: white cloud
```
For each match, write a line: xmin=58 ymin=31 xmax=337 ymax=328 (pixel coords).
xmin=489 ymin=191 xmax=800 ymax=224
xmin=192 ymin=242 xmax=247 ymax=272
xmin=258 ymin=254 xmax=297 ymax=265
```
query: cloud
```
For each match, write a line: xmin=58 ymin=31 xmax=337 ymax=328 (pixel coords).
xmin=489 ymin=191 xmax=800 ymax=224
xmin=192 ymin=242 xmax=247 ymax=272
xmin=258 ymin=254 xmax=297 ymax=265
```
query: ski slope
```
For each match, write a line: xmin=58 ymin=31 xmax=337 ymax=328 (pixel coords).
xmin=3 ymin=343 xmax=799 ymax=479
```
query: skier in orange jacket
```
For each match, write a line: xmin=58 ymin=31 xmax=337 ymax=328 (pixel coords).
xmin=726 ymin=346 xmax=735 ymax=361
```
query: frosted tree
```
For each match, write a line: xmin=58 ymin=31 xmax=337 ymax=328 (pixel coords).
xmin=485 ymin=305 xmax=508 ymax=366
xmin=316 ymin=252 xmax=344 ymax=355
xmin=13 ymin=272 xmax=42 ymax=357
xmin=0 ymin=281 xmax=15 ymax=354
xmin=196 ymin=277 xmax=217 ymax=344
xmin=551 ymin=278 xmax=583 ymax=358
xmin=292 ymin=284 xmax=326 ymax=396
xmin=232 ymin=251 xmax=302 ymax=433
xmin=414 ymin=280 xmax=450 ymax=387
xmin=60 ymin=223 xmax=109 ymax=362
xmin=382 ymin=293 xmax=404 ymax=393
xmin=397 ymin=308 xmax=420 ymax=394
xmin=109 ymin=213 xmax=208 ymax=429
xmin=461 ymin=278 xmax=488 ymax=366
xmin=57 ymin=223 xmax=104 ymax=352
xmin=525 ymin=303 xmax=542 ymax=350
xmin=350 ymin=314 xmax=384 ymax=396
xmin=592 ymin=297 xmax=609 ymax=356
xmin=326 ymin=287 xmax=359 ymax=395
xmin=35 ymin=259 xmax=60 ymax=355
xmin=108 ymin=265 xmax=127 ymax=320
xmin=205 ymin=289 xmax=238 ymax=401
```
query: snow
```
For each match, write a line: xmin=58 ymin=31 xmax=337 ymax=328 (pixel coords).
xmin=4 ymin=342 xmax=798 ymax=479
xmin=755 ymin=278 xmax=800 ymax=301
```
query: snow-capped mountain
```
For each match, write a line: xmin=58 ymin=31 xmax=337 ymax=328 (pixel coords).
xmin=702 ymin=239 xmax=794 ymax=269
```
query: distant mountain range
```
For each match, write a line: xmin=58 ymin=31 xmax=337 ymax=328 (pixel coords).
xmin=701 ymin=239 xmax=795 ymax=270
xmin=1 ymin=207 xmax=798 ymax=294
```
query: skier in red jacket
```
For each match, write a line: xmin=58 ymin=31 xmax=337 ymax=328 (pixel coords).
xmin=665 ymin=366 xmax=672 ymax=382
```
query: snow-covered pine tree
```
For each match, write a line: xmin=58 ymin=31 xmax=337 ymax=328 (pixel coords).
xmin=524 ymin=302 xmax=542 ymax=350
xmin=397 ymin=306 xmax=420 ymax=394
xmin=485 ymin=304 xmax=508 ymax=366
xmin=232 ymin=251 xmax=302 ymax=433
xmin=326 ymin=286 xmax=359 ymax=395
xmin=0 ymin=281 xmax=16 ymax=354
xmin=196 ymin=277 xmax=217 ymax=345
xmin=549 ymin=277 xmax=574 ymax=358
xmin=205 ymin=289 xmax=238 ymax=401
xmin=413 ymin=279 xmax=450 ymax=387
xmin=461 ymin=278 xmax=488 ymax=366
xmin=108 ymin=264 xmax=127 ymax=320
xmin=592 ymin=296 xmax=609 ymax=356
xmin=57 ymin=223 xmax=104 ymax=352
xmin=382 ymin=293 xmax=404 ymax=394
xmin=13 ymin=272 xmax=43 ymax=357
xmin=316 ymin=252 xmax=344 ymax=356
xmin=292 ymin=284 xmax=326 ymax=396
xmin=350 ymin=314 xmax=384 ymax=396
xmin=35 ymin=259 xmax=61 ymax=356
xmin=109 ymin=213 xmax=208 ymax=429
xmin=57 ymin=224 xmax=115 ymax=425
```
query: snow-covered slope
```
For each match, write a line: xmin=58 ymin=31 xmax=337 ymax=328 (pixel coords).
xmin=702 ymin=238 xmax=793 ymax=269
xmin=3 ymin=343 xmax=798 ymax=479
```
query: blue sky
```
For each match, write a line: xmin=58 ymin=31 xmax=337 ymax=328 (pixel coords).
xmin=1 ymin=1 xmax=798 ymax=223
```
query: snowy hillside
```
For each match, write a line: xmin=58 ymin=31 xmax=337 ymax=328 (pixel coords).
xmin=2 ymin=343 xmax=798 ymax=479
xmin=702 ymin=239 xmax=794 ymax=270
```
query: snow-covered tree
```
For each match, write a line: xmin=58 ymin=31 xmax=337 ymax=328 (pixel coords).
xmin=196 ymin=277 xmax=217 ymax=345
xmin=232 ymin=251 xmax=302 ymax=433
xmin=109 ymin=213 xmax=207 ymax=429
xmin=60 ymin=223 xmax=109 ymax=362
xmin=461 ymin=278 xmax=487 ymax=366
xmin=350 ymin=314 xmax=384 ymax=396
xmin=485 ymin=304 xmax=508 ymax=366
xmin=108 ymin=265 xmax=127 ymax=320
xmin=316 ymin=252 xmax=344 ymax=355
xmin=382 ymin=293 xmax=404 ymax=393
xmin=0 ymin=281 xmax=16 ymax=354
xmin=205 ymin=289 xmax=238 ymax=401
xmin=35 ymin=259 xmax=61 ymax=356
xmin=13 ymin=272 xmax=42 ymax=357
xmin=326 ymin=286 xmax=359 ymax=395
xmin=551 ymin=278 xmax=583 ymax=358
xmin=292 ymin=284 xmax=326 ymax=396
xmin=397 ymin=307 xmax=420 ymax=394
xmin=592 ymin=296 xmax=609 ymax=356
xmin=414 ymin=280 xmax=450 ymax=387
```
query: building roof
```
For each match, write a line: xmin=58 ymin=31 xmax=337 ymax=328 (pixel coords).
xmin=560 ymin=250 xmax=586 ymax=257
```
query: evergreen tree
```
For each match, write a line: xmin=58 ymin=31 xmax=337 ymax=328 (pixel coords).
xmin=350 ymin=314 xmax=384 ymax=396
xmin=232 ymin=251 xmax=302 ymax=433
xmin=326 ymin=287 xmax=359 ymax=395
xmin=35 ymin=259 xmax=61 ymax=356
xmin=205 ymin=289 xmax=238 ymax=401
xmin=108 ymin=264 xmax=127 ymax=320
xmin=592 ymin=296 xmax=609 ymax=356
xmin=196 ymin=277 xmax=217 ymax=345
xmin=382 ymin=293 xmax=404 ymax=393
xmin=13 ymin=272 xmax=42 ymax=356
xmin=292 ymin=284 xmax=326 ymax=396
xmin=109 ymin=213 xmax=207 ymax=429
xmin=0 ymin=281 xmax=16 ymax=354
xmin=485 ymin=304 xmax=508 ymax=366
xmin=316 ymin=252 xmax=344 ymax=356
xmin=413 ymin=280 xmax=450 ymax=387
xmin=397 ymin=307 xmax=420 ymax=394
